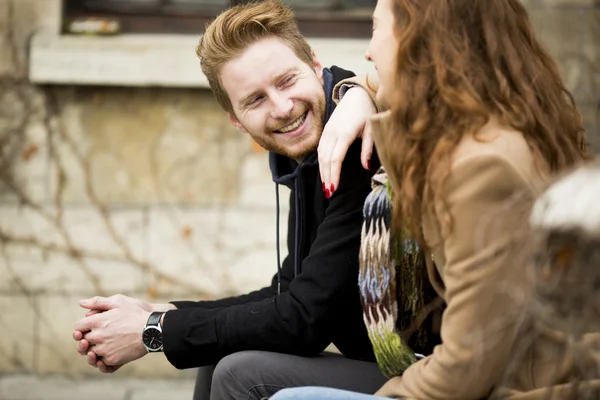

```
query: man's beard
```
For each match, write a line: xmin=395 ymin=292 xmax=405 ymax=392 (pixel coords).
xmin=253 ymin=96 xmax=326 ymax=161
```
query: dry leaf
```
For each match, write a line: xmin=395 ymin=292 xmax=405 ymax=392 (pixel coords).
xmin=181 ymin=225 xmax=193 ymax=239
xmin=147 ymin=285 xmax=158 ymax=300
xmin=22 ymin=143 xmax=39 ymax=161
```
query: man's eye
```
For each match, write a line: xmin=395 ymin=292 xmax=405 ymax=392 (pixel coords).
xmin=249 ymin=96 xmax=264 ymax=106
xmin=280 ymin=76 xmax=295 ymax=87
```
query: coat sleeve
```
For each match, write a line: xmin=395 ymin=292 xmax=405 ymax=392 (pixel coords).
xmin=161 ymin=142 xmax=374 ymax=369
xmin=169 ymin=258 xmax=290 ymax=310
xmin=332 ymin=71 xmax=382 ymax=110
xmin=378 ymin=154 xmax=534 ymax=400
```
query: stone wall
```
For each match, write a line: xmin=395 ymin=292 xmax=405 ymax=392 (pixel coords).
xmin=525 ymin=0 xmax=600 ymax=149
xmin=0 ymin=0 xmax=598 ymax=380
xmin=0 ymin=0 xmax=288 ymax=379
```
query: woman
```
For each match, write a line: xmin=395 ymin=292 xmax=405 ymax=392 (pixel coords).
xmin=272 ymin=0 xmax=597 ymax=398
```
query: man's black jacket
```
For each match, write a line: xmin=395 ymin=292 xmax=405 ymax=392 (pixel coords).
xmin=162 ymin=66 xmax=379 ymax=369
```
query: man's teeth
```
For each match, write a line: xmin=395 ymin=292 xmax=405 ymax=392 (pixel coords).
xmin=278 ymin=114 xmax=306 ymax=133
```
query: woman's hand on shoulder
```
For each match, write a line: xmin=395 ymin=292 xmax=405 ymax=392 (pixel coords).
xmin=318 ymin=87 xmax=376 ymax=193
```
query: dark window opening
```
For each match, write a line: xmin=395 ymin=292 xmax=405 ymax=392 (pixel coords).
xmin=62 ymin=0 xmax=375 ymax=38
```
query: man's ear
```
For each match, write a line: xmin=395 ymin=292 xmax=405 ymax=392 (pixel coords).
xmin=227 ymin=113 xmax=247 ymax=133
xmin=311 ymin=49 xmax=324 ymax=80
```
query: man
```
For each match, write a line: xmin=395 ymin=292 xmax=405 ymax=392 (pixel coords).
xmin=72 ymin=1 xmax=385 ymax=399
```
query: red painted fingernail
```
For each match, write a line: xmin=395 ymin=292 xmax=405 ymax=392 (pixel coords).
xmin=330 ymin=183 xmax=335 ymax=193
xmin=367 ymin=160 xmax=371 ymax=170
xmin=325 ymin=189 xmax=331 ymax=199
xmin=322 ymin=182 xmax=326 ymax=192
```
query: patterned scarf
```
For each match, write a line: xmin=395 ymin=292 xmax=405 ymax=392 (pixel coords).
xmin=359 ymin=167 xmax=437 ymax=378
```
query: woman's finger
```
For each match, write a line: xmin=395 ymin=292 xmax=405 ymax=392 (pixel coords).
xmin=361 ymin=121 xmax=374 ymax=171
xmin=329 ymin=135 xmax=355 ymax=193
xmin=318 ymin=134 xmax=336 ymax=196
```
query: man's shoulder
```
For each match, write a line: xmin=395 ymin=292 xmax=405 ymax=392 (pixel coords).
xmin=338 ymin=140 xmax=379 ymax=180
xmin=328 ymin=65 xmax=356 ymax=83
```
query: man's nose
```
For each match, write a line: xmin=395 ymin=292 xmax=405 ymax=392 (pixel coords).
xmin=270 ymin=95 xmax=293 ymax=119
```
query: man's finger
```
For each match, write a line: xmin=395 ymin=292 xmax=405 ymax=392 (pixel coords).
xmin=79 ymin=296 xmax=114 ymax=311
xmin=72 ymin=330 xmax=83 ymax=341
xmin=87 ymin=350 xmax=98 ymax=367
xmin=82 ymin=330 xmax=101 ymax=345
xmin=97 ymin=360 xmax=110 ymax=373
xmin=86 ymin=309 xmax=103 ymax=317
xmin=77 ymin=339 xmax=90 ymax=356
xmin=97 ymin=360 xmax=121 ymax=374
xmin=73 ymin=314 xmax=101 ymax=333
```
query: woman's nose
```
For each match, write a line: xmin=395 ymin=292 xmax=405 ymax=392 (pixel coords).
xmin=365 ymin=47 xmax=373 ymax=62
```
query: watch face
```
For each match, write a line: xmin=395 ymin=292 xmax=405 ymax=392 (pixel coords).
xmin=143 ymin=327 xmax=163 ymax=351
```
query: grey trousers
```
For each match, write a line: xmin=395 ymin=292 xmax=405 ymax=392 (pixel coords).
xmin=193 ymin=351 xmax=388 ymax=400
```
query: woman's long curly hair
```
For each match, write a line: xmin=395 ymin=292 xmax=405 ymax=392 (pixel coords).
xmin=380 ymin=0 xmax=590 ymax=243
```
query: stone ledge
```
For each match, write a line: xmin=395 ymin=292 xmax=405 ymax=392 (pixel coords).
xmin=29 ymin=33 xmax=373 ymax=88
xmin=0 ymin=375 xmax=195 ymax=400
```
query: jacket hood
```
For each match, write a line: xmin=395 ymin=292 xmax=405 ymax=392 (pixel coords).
xmin=269 ymin=67 xmax=335 ymax=187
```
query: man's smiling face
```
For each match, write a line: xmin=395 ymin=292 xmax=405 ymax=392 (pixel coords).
xmin=221 ymin=37 xmax=326 ymax=163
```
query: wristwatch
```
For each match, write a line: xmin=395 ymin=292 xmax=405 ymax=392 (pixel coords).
xmin=142 ymin=311 xmax=165 ymax=353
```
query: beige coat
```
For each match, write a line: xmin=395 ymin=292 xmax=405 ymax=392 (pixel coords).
xmin=334 ymin=77 xmax=600 ymax=399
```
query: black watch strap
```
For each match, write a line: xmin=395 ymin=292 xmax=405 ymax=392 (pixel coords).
xmin=147 ymin=311 xmax=163 ymax=327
